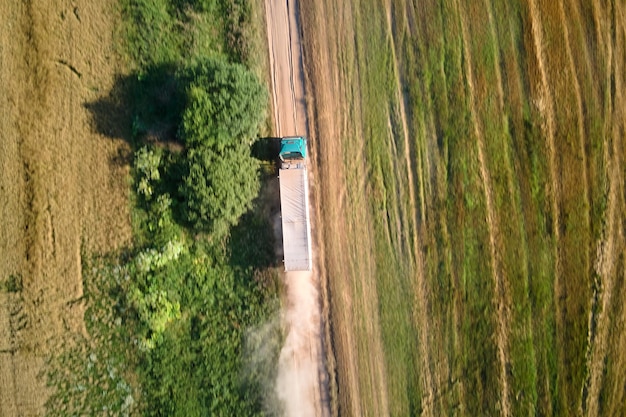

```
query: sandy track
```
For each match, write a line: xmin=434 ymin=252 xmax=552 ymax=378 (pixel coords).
xmin=265 ymin=0 xmax=307 ymax=137
xmin=527 ymin=0 xmax=560 ymax=267
xmin=0 ymin=1 xmax=131 ymax=415
xmin=265 ymin=1 xmax=329 ymax=416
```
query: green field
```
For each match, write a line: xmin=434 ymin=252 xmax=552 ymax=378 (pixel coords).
xmin=301 ymin=0 xmax=626 ymax=416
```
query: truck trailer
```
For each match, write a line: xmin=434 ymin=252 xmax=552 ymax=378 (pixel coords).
xmin=278 ymin=137 xmax=313 ymax=271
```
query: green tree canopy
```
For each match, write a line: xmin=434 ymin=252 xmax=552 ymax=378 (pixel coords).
xmin=180 ymin=58 xmax=267 ymax=151
xmin=180 ymin=144 xmax=260 ymax=236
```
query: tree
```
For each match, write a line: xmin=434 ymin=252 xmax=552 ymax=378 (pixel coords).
xmin=180 ymin=144 xmax=260 ymax=236
xmin=180 ymin=58 xmax=267 ymax=150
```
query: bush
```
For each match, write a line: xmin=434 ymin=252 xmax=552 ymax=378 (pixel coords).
xmin=180 ymin=144 xmax=260 ymax=236
xmin=135 ymin=146 xmax=162 ymax=199
xmin=4 ymin=273 xmax=23 ymax=293
xmin=121 ymin=0 xmax=184 ymax=67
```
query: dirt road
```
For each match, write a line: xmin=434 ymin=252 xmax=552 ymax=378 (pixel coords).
xmin=264 ymin=1 xmax=330 ymax=416
xmin=0 ymin=1 xmax=130 ymax=415
xmin=265 ymin=0 xmax=308 ymax=137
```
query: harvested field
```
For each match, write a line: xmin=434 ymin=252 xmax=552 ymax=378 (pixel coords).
xmin=297 ymin=0 xmax=626 ymax=415
xmin=0 ymin=1 xmax=131 ymax=415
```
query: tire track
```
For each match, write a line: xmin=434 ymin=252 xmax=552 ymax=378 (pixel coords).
xmin=332 ymin=3 xmax=366 ymax=415
xmin=584 ymin=114 xmax=623 ymax=417
xmin=482 ymin=0 xmax=505 ymax=113
xmin=343 ymin=4 xmax=396 ymax=416
xmin=558 ymin=0 xmax=591 ymax=238
xmin=484 ymin=0 xmax=529 ymax=210
xmin=484 ymin=1 xmax=543 ymax=413
xmin=382 ymin=2 xmax=435 ymax=415
xmin=582 ymin=2 xmax=625 ymax=415
xmin=591 ymin=0 xmax=612 ymax=124
xmin=566 ymin=0 xmax=599 ymax=107
xmin=526 ymin=0 xmax=559 ymax=243
xmin=289 ymin=0 xmax=298 ymax=133
xmin=525 ymin=5 xmax=564 ymax=409
xmin=383 ymin=113 xmax=405 ymax=255
xmin=455 ymin=1 xmax=512 ymax=415
xmin=265 ymin=0 xmax=282 ymax=136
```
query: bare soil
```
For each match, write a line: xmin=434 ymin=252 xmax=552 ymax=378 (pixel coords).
xmin=0 ymin=1 xmax=131 ymax=415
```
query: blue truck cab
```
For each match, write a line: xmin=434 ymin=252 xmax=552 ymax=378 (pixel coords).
xmin=279 ymin=137 xmax=307 ymax=161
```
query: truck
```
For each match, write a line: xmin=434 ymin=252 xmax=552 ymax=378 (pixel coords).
xmin=278 ymin=136 xmax=313 ymax=271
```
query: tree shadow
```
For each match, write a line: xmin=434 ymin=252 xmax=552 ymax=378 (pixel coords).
xmin=228 ymin=209 xmax=277 ymax=271
xmin=229 ymin=138 xmax=283 ymax=272
xmin=84 ymin=64 xmax=186 ymax=156
xmin=83 ymin=64 xmax=190 ymax=238
xmin=251 ymin=136 xmax=282 ymax=161
xmin=83 ymin=74 xmax=135 ymax=142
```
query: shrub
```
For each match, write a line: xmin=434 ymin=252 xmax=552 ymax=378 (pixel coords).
xmin=4 ymin=273 xmax=23 ymax=293
xmin=135 ymin=146 xmax=162 ymax=199
xmin=180 ymin=144 xmax=260 ymax=236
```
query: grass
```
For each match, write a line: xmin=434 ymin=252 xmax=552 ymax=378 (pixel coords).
xmin=45 ymin=253 xmax=142 ymax=417
xmin=300 ymin=0 xmax=622 ymax=415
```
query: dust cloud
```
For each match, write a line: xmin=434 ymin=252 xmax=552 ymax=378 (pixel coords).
xmin=275 ymin=270 xmax=322 ymax=417
xmin=241 ymin=317 xmax=282 ymax=415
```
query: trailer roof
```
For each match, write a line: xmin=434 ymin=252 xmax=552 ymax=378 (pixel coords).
xmin=279 ymin=168 xmax=312 ymax=271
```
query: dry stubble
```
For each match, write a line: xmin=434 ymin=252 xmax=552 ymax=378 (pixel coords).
xmin=0 ymin=1 xmax=131 ymax=415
